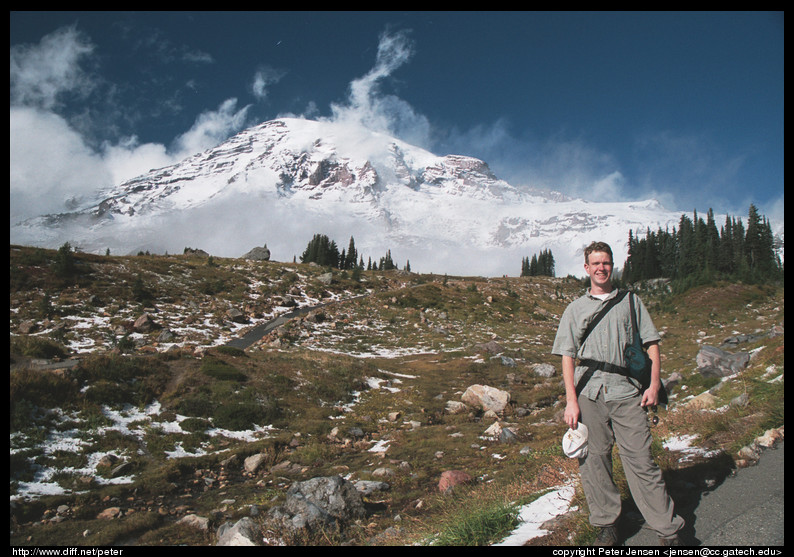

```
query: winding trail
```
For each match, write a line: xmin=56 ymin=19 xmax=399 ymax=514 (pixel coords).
xmin=223 ymin=292 xmax=369 ymax=350
xmin=223 ymin=303 xmax=327 ymax=350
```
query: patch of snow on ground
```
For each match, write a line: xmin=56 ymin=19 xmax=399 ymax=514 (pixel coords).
xmin=663 ymin=434 xmax=723 ymax=463
xmin=368 ymin=439 xmax=391 ymax=453
xmin=11 ymin=399 xmax=275 ymax=500
xmin=493 ymin=483 xmax=578 ymax=545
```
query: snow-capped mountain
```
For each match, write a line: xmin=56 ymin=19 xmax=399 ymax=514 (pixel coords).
xmin=10 ymin=117 xmax=709 ymax=277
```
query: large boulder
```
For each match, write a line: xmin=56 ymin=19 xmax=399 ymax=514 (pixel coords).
xmin=438 ymin=470 xmax=473 ymax=493
xmin=473 ymin=340 xmax=506 ymax=355
xmin=530 ymin=363 xmax=556 ymax=378
xmin=133 ymin=313 xmax=159 ymax=333
xmin=217 ymin=517 xmax=260 ymax=546
xmin=243 ymin=453 xmax=268 ymax=474
xmin=267 ymin=475 xmax=367 ymax=533
xmin=461 ymin=384 xmax=511 ymax=414
xmin=696 ymin=345 xmax=750 ymax=378
xmin=241 ymin=245 xmax=271 ymax=261
xmin=225 ymin=308 xmax=248 ymax=324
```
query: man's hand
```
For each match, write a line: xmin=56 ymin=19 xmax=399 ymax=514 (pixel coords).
xmin=640 ymin=380 xmax=662 ymax=407
xmin=564 ymin=399 xmax=580 ymax=429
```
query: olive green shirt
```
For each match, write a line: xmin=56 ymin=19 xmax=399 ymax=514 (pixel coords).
xmin=552 ymin=288 xmax=660 ymax=401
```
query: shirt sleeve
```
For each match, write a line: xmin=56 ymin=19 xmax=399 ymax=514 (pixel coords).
xmin=634 ymin=295 xmax=661 ymax=345
xmin=552 ymin=303 xmax=579 ymax=358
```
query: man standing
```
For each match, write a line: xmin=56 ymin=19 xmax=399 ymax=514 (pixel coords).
xmin=552 ymin=241 xmax=684 ymax=546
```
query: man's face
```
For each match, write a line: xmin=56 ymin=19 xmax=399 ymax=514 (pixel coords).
xmin=585 ymin=250 xmax=613 ymax=290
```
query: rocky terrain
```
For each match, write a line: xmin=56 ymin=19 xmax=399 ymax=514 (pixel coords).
xmin=9 ymin=245 xmax=784 ymax=546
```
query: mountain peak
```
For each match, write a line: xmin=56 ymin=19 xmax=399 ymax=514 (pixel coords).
xmin=11 ymin=117 xmax=695 ymax=277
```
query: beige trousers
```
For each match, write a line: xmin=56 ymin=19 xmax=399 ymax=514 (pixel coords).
xmin=577 ymin=391 xmax=684 ymax=538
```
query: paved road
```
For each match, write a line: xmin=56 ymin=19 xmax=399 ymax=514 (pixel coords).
xmin=622 ymin=442 xmax=784 ymax=547
xmin=224 ymin=303 xmax=323 ymax=350
xmin=224 ymin=293 xmax=368 ymax=350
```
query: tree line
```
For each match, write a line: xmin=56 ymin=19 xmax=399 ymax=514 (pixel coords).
xmin=299 ymin=234 xmax=410 ymax=272
xmin=622 ymin=204 xmax=782 ymax=290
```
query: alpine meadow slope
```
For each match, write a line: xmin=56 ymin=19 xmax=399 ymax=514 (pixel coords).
xmin=10 ymin=116 xmax=748 ymax=277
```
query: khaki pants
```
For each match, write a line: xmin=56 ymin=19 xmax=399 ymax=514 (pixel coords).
xmin=578 ymin=391 xmax=684 ymax=538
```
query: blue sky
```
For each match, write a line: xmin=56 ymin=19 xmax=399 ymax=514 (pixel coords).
xmin=10 ymin=11 xmax=784 ymax=226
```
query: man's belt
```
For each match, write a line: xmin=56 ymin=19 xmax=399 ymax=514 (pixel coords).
xmin=575 ymin=359 xmax=634 ymax=397
xmin=578 ymin=359 xmax=631 ymax=377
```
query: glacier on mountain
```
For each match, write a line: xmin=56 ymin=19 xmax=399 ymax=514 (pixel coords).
xmin=10 ymin=117 xmax=712 ymax=277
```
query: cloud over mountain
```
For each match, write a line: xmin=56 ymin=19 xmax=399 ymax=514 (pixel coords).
xmin=11 ymin=115 xmax=700 ymax=278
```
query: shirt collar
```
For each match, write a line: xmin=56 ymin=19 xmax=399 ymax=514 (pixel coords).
xmin=586 ymin=287 xmax=618 ymax=300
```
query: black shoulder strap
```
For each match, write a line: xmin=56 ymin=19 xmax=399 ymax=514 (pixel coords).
xmin=628 ymin=291 xmax=640 ymax=343
xmin=580 ymin=289 xmax=629 ymax=347
xmin=575 ymin=289 xmax=629 ymax=396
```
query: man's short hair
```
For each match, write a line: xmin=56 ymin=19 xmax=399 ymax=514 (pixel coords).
xmin=584 ymin=241 xmax=613 ymax=265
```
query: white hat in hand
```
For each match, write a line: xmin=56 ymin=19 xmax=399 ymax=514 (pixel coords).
xmin=562 ymin=423 xmax=588 ymax=458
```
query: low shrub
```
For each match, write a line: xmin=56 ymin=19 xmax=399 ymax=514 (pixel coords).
xmin=200 ymin=356 xmax=247 ymax=382
xmin=179 ymin=417 xmax=211 ymax=433
xmin=212 ymin=399 xmax=282 ymax=430
xmin=173 ymin=394 xmax=216 ymax=418
xmin=10 ymin=369 xmax=80 ymax=428
xmin=10 ymin=335 xmax=69 ymax=359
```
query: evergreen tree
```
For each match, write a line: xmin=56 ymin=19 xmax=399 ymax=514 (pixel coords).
xmin=53 ymin=242 xmax=77 ymax=279
xmin=743 ymin=204 xmax=778 ymax=280
xmin=705 ymin=209 xmax=721 ymax=273
xmin=624 ymin=230 xmax=636 ymax=283
xmin=642 ymin=228 xmax=661 ymax=279
xmin=379 ymin=250 xmax=397 ymax=271
xmin=520 ymin=250 xmax=555 ymax=277
xmin=718 ymin=216 xmax=734 ymax=274
xmin=539 ymin=249 xmax=555 ymax=276
xmin=623 ymin=204 xmax=781 ymax=291
xmin=760 ymin=216 xmax=778 ymax=278
xmin=744 ymin=205 xmax=778 ymax=280
xmin=732 ymin=217 xmax=747 ymax=276
xmin=658 ymin=226 xmax=677 ymax=278
xmin=676 ymin=214 xmax=696 ymax=279
xmin=344 ymin=236 xmax=358 ymax=270
xmin=300 ymin=234 xmax=340 ymax=267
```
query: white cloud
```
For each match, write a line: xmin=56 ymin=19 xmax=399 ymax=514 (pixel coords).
xmin=517 ymin=136 xmax=626 ymax=201
xmin=327 ymin=29 xmax=432 ymax=149
xmin=10 ymin=27 xmax=252 ymax=225
xmin=10 ymin=107 xmax=112 ymax=222
xmin=632 ymin=130 xmax=750 ymax=213
xmin=99 ymin=136 xmax=172 ymax=188
xmin=170 ymin=98 xmax=252 ymax=157
xmin=251 ymin=66 xmax=286 ymax=101
xmin=591 ymin=171 xmax=626 ymax=201
xmin=9 ymin=25 xmax=95 ymax=110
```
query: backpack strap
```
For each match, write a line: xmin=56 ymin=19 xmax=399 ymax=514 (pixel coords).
xmin=579 ymin=289 xmax=629 ymax=347
xmin=574 ymin=289 xmax=629 ymax=396
xmin=629 ymin=291 xmax=640 ymax=344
